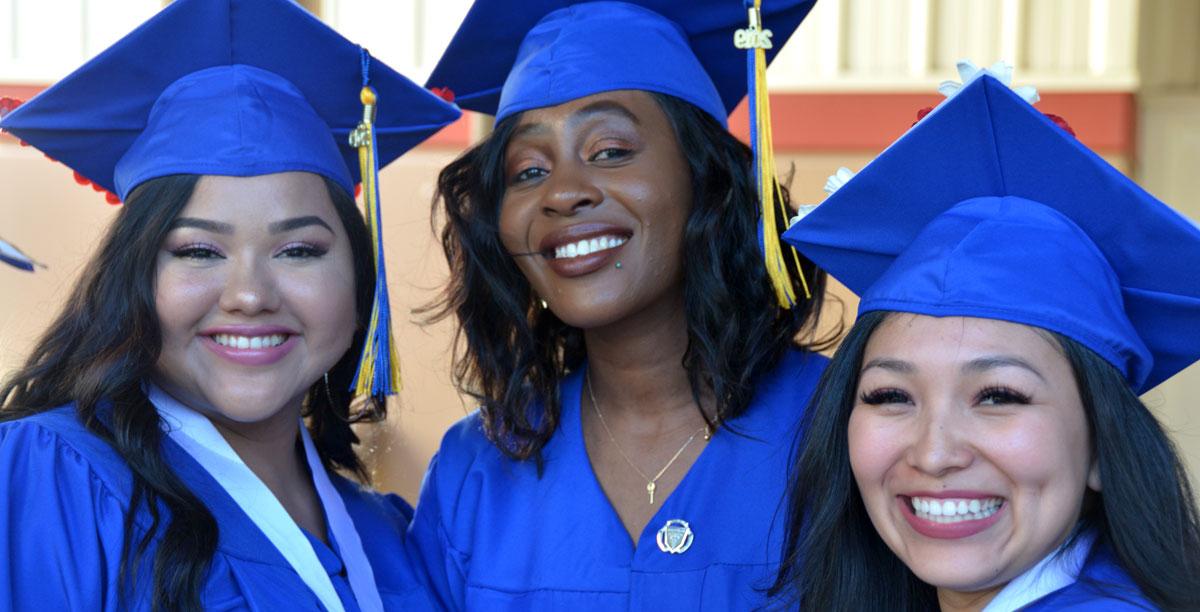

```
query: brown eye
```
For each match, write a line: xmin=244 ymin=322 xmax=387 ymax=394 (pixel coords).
xmin=589 ymin=147 xmax=632 ymax=162
xmin=171 ymin=244 xmax=223 ymax=260
xmin=512 ymin=166 xmax=548 ymax=184
xmin=977 ymin=386 xmax=1032 ymax=406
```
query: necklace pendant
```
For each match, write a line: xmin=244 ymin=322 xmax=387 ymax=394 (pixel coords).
xmin=647 ymin=481 xmax=656 ymax=505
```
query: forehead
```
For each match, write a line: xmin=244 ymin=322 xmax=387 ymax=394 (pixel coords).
xmin=864 ymin=314 xmax=1064 ymax=366
xmin=181 ymin=172 xmax=336 ymax=221
xmin=510 ymin=89 xmax=668 ymax=133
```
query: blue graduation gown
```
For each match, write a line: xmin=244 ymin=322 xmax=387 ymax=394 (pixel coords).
xmin=408 ymin=349 xmax=828 ymax=611
xmin=1022 ymin=543 xmax=1153 ymax=611
xmin=0 ymin=405 xmax=435 ymax=611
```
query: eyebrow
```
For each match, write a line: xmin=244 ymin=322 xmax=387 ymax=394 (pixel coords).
xmin=268 ymin=216 xmax=334 ymax=234
xmin=570 ymin=100 xmax=641 ymax=127
xmin=171 ymin=217 xmax=233 ymax=234
xmin=509 ymin=100 xmax=642 ymax=143
xmin=169 ymin=216 xmax=334 ymax=235
xmin=962 ymin=355 xmax=1047 ymax=382
xmin=861 ymin=358 xmax=915 ymax=375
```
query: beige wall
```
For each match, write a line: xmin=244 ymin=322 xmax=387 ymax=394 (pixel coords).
xmin=1134 ymin=0 xmax=1200 ymax=494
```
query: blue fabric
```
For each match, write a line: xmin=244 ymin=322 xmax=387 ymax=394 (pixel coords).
xmin=425 ymin=0 xmax=816 ymax=125
xmin=781 ymin=74 xmax=1200 ymax=393
xmin=407 ymin=349 xmax=827 ymax=611
xmin=0 ymin=0 xmax=459 ymax=199
xmin=0 ymin=406 xmax=437 ymax=611
xmin=1022 ymin=543 xmax=1153 ymax=611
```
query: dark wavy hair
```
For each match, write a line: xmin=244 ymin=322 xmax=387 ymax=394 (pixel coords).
xmin=0 ymin=174 xmax=384 ymax=611
xmin=424 ymin=92 xmax=831 ymax=464
xmin=769 ymin=310 xmax=1200 ymax=611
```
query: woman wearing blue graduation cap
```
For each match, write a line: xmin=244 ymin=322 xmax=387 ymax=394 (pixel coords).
xmin=412 ymin=1 xmax=831 ymax=609
xmin=770 ymin=65 xmax=1200 ymax=610
xmin=0 ymin=0 xmax=459 ymax=610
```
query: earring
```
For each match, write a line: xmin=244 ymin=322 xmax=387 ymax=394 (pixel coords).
xmin=539 ymin=298 xmax=549 ymax=309
xmin=323 ymin=372 xmax=337 ymax=407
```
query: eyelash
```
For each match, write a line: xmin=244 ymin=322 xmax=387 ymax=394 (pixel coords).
xmin=169 ymin=242 xmax=327 ymax=260
xmin=857 ymin=386 xmax=1033 ymax=407
xmin=276 ymin=242 xmax=328 ymax=259
xmin=170 ymin=243 xmax=223 ymax=260
xmin=976 ymin=386 xmax=1032 ymax=406
xmin=512 ymin=166 xmax=547 ymax=184
xmin=859 ymin=387 xmax=911 ymax=405
xmin=589 ymin=146 xmax=632 ymax=162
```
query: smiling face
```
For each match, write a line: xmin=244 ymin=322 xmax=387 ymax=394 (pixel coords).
xmin=498 ymin=90 xmax=693 ymax=330
xmin=848 ymin=314 xmax=1100 ymax=604
xmin=153 ymin=172 xmax=357 ymax=424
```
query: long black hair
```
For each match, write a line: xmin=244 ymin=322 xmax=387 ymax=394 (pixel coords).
xmin=769 ymin=310 xmax=1200 ymax=611
xmin=0 ymin=174 xmax=384 ymax=611
xmin=424 ymin=92 xmax=831 ymax=463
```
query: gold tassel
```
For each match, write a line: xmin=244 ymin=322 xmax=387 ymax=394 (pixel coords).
xmin=737 ymin=2 xmax=811 ymax=307
xmin=349 ymin=85 xmax=401 ymax=399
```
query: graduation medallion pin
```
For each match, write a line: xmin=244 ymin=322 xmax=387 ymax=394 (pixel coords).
xmin=656 ymin=519 xmax=694 ymax=554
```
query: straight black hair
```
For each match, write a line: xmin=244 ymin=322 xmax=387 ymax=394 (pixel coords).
xmin=0 ymin=174 xmax=383 ymax=611
xmin=770 ymin=311 xmax=1200 ymax=611
xmin=423 ymin=92 xmax=832 ymax=465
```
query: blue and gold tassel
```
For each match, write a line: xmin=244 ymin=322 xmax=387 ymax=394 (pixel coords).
xmin=348 ymin=50 xmax=401 ymax=399
xmin=737 ymin=1 xmax=810 ymax=307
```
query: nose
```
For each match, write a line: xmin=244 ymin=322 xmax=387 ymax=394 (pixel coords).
xmin=217 ymin=255 xmax=280 ymax=316
xmin=905 ymin=404 xmax=975 ymax=477
xmin=541 ymin=159 xmax=603 ymax=217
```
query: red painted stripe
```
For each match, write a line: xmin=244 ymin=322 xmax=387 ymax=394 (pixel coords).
xmin=729 ymin=91 xmax=1134 ymax=153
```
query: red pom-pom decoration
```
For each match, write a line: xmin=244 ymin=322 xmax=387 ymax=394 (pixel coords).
xmin=912 ymin=106 xmax=935 ymax=126
xmin=1043 ymin=113 xmax=1076 ymax=137
xmin=91 ymin=182 xmax=105 ymax=192
xmin=73 ymin=171 xmax=91 ymax=186
xmin=0 ymin=97 xmax=22 ymax=118
xmin=429 ymin=86 xmax=455 ymax=103
xmin=104 ymin=191 xmax=121 ymax=205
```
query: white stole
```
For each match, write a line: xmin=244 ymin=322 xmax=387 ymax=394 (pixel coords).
xmin=149 ymin=385 xmax=384 ymax=612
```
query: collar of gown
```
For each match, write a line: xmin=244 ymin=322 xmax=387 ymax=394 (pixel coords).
xmin=982 ymin=529 xmax=1096 ymax=612
xmin=146 ymin=384 xmax=384 ymax=612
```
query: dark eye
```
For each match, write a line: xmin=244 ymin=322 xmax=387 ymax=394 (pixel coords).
xmin=171 ymin=245 xmax=223 ymax=260
xmin=512 ymin=166 xmax=548 ymax=184
xmin=977 ymin=386 xmax=1032 ymax=406
xmin=590 ymin=147 xmax=632 ymax=162
xmin=859 ymin=387 xmax=913 ymax=406
xmin=278 ymin=243 xmax=327 ymax=259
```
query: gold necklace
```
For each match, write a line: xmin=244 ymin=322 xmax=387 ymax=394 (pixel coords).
xmin=586 ymin=372 xmax=712 ymax=505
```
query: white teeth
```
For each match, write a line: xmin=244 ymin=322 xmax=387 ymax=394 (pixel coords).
xmin=910 ymin=496 xmax=1003 ymax=523
xmin=553 ymin=234 xmax=628 ymax=260
xmin=212 ymin=333 xmax=287 ymax=349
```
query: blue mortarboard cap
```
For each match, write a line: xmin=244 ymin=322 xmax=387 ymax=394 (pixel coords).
xmin=426 ymin=0 xmax=816 ymax=126
xmin=783 ymin=75 xmax=1200 ymax=393
xmin=0 ymin=0 xmax=460 ymax=201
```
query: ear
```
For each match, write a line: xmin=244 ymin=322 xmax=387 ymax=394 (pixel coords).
xmin=1086 ymin=456 xmax=1102 ymax=492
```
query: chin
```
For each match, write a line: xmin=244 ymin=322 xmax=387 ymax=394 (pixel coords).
xmin=902 ymin=551 xmax=1010 ymax=594
xmin=194 ymin=377 xmax=310 ymax=425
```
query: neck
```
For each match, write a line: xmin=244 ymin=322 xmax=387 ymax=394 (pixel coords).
xmin=205 ymin=402 xmax=310 ymax=497
xmin=583 ymin=287 xmax=712 ymax=423
xmin=937 ymin=585 xmax=1004 ymax=612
